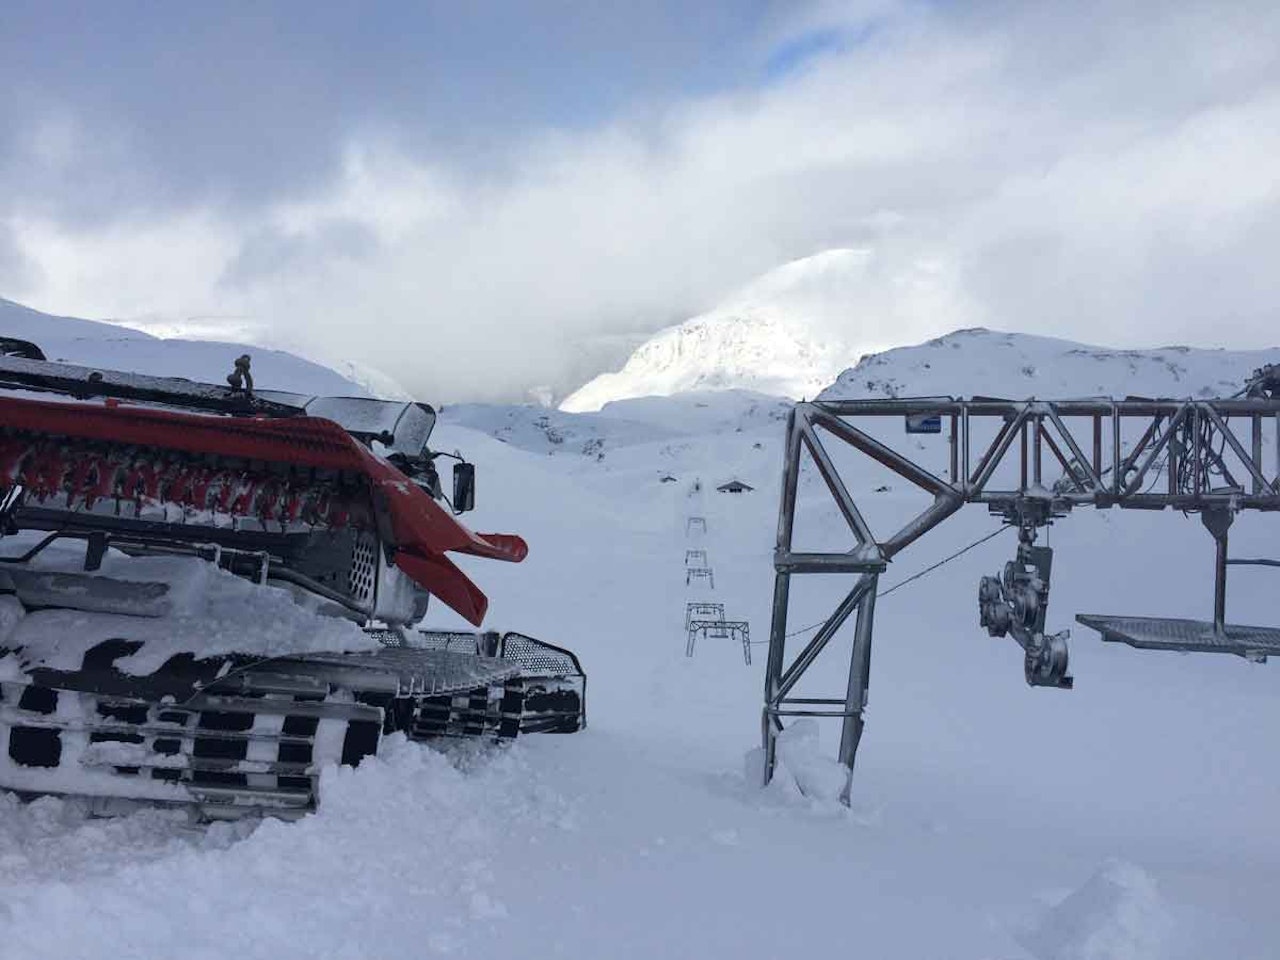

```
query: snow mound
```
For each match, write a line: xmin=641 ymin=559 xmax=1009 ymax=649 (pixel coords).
xmin=561 ymin=248 xmax=952 ymax=411
xmin=1020 ymin=860 xmax=1173 ymax=960
xmin=0 ymin=297 xmax=367 ymax=397
xmin=768 ymin=718 xmax=849 ymax=803
xmin=820 ymin=328 xmax=1280 ymax=402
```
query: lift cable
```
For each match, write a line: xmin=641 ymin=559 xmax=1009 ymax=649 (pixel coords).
xmin=877 ymin=525 xmax=1011 ymax=600
xmin=782 ymin=525 xmax=1012 ymax=639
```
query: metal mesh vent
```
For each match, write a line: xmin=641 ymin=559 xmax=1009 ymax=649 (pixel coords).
xmin=347 ymin=533 xmax=377 ymax=606
xmin=409 ymin=630 xmax=584 ymax=678
xmin=412 ymin=631 xmax=483 ymax=654
xmin=498 ymin=633 xmax=582 ymax=676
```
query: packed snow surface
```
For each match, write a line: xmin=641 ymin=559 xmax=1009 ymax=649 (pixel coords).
xmin=2 ymin=328 xmax=1279 ymax=958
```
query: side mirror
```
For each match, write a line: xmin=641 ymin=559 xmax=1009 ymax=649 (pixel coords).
xmin=453 ymin=462 xmax=476 ymax=512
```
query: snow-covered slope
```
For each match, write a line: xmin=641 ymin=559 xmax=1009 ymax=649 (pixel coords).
xmin=443 ymin=390 xmax=789 ymax=459
xmin=560 ymin=249 xmax=937 ymax=411
xmin=821 ymin=327 xmax=1280 ymax=401
xmin=440 ymin=403 xmax=669 ymax=459
xmin=0 ymin=298 xmax=368 ymax=397
xmin=4 ymin=327 xmax=1280 ymax=958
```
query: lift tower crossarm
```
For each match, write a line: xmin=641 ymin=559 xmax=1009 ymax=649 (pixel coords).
xmin=764 ymin=394 xmax=1280 ymax=804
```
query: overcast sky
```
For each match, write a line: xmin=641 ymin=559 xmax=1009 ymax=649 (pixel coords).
xmin=2 ymin=0 xmax=1278 ymax=402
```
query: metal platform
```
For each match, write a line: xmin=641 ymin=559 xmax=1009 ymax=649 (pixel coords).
xmin=1077 ymin=614 xmax=1280 ymax=661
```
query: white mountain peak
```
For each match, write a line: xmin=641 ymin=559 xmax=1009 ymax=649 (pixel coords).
xmin=559 ymin=247 xmax=957 ymax=412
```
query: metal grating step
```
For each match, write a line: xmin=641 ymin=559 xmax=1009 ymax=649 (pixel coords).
xmin=189 ymin=783 xmax=314 ymax=817
xmin=275 ymin=647 xmax=521 ymax=698
xmin=1077 ymin=614 xmax=1280 ymax=661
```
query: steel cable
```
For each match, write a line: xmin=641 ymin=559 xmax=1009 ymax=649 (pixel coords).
xmin=782 ymin=524 xmax=1012 ymax=638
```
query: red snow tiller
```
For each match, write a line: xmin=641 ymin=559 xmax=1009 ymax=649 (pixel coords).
xmin=0 ymin=337 xmax=584 ymax=819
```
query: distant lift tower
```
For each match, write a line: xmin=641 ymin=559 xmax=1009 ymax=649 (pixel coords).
xmin=763 ymin=378 xmax=1280 ymax=803
xmin=686 ymin=567 xmax=715 ymax=588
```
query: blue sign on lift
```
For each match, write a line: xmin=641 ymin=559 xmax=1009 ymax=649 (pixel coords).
xmin=905 ymin=413 xmax=942 ymax=434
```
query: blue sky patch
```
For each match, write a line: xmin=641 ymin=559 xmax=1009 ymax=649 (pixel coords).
xmin=764 ymin=27 xmax=852 ymax=79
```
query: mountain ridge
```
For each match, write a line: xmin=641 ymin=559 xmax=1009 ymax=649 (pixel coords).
xmin=0 ymin=297 xmax=370 ymax=398
xmin=819 ymin=327 xmax=1280 ymax=402
xmin=559 ymin=247 xmax=1279 ymax=412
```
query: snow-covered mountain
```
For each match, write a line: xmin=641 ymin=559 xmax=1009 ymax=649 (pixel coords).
xmin=820 ymin=327 xmax=1280 ymax=401
xmin=0 ymin=298 xmax=368 ymax=397
xmin=560 ymin=248 xmax=955 ymax=411
xmin=562 ymin=243 xmax=1279 ymax=414
xmin=477 ymin=327 xmax=1280 ymax=493
xmin=559 ymin=312 xmax=851 ymax=412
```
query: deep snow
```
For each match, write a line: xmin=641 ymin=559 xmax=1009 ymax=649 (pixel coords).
xmin=0 ymin=325 xmax=1278 ymax=959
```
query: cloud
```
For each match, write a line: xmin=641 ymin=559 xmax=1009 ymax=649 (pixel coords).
xmin=219 ymin=219 xmax=380 ymax=288
xmin=0 ymin=222 xmax=40 ymax=296
xmin=0 ymin=1 xmax=788 ymax=221
xmin=3 ymin=0 xmax=1279 ymax=402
